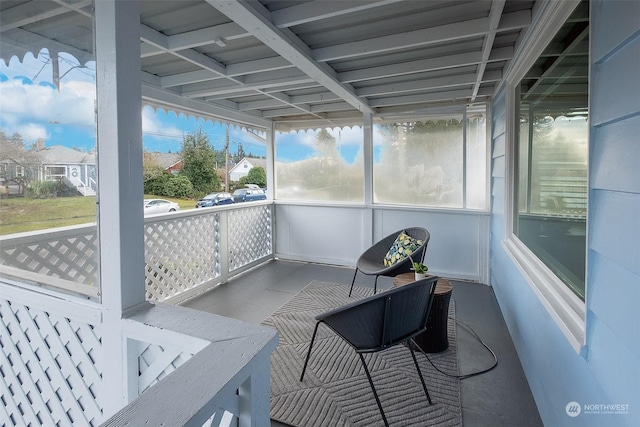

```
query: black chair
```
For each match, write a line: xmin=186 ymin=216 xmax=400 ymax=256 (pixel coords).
xmin=300 ymin=277 xmax=438 ymax=427
xmin=349 ymin=227 xmax=430 ymax=297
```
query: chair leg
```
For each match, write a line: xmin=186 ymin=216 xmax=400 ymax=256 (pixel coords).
xmin=358 ymin=353 xmax=389 ymax=427
xmin=408 ymin=340 xmax=432 ymax=404
xmin=373 ymin=275 xmax=379 ymax=294
xmin=348 ymin=268 xmax=359 ymax=297
xmin=300 ymin=321 xmax=321 ymax=381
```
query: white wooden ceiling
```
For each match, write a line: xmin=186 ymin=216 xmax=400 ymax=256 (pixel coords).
xmin=1 ymin=0 xmax=542 ymax=128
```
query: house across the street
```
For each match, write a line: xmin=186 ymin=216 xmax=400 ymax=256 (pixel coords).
xmin=229 ymin=157 xmax=266 ymax=182
xmin=35 ymin=142 xmax=97 ymax=196
xmin=146 ymin=152 xmax=183 ymax=175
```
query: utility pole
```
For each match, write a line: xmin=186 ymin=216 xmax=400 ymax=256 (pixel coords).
xmin=225 ymin=124 xmax=229 ymax=192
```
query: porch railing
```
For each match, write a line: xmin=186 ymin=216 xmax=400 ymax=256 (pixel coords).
xmin=0 ymin=202 xmax=274 ymax=302
xmin=0 ymin=202 xmax=276 ymax=426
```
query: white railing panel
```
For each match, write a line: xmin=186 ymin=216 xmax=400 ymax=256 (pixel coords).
xmin=228 ymin=204 xmax=272 ymax=271
xmin=0 ymin=282 xmax=103 ymax=427
xmin=138 ymin=342 xmax=194 ymax=394
xmin=105 ymin=304 xmax=278 ymax=427
xmin=0 ymin=225 xmax=99 ymax=287
xmin=144 ymin=212 xmax=221 ymax=302
xmin=1 ymin=203 xmax=275 ymax=303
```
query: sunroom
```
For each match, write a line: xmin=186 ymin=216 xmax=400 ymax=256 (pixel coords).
xmin=0 ymin=1 xmax=638 ymax=426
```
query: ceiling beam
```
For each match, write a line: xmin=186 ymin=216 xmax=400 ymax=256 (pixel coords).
xmin=356 ymin=71 xmax=502 ymax=98
xmin=368 ymin=87 xmax=493 ymax=108
xmin=139 ymin=1 xmax=403 ymax=59
xmin=270 ymin=0 xmax=404 ymax=27
xmin=339 ymin=47 xmax=512 ymax=84
xmin=471 ymin=0 xmax=505 ymax=101
xmin=261 ymin=101 xmax=353 ymax=118
xmin=139 ymin=21 xmax=248 ymax=58
xmin=207 ymin=82 xmax=324 ymax=102
xmin=313 ymin=10 xmax=530 ymax=62
xmin=0 ymin=0 xmax=92 ymax=31
xmin=258 ymin=91 xmax=322 ymax=118
xmin=161 ymin=57 xmax=293 ymax=89
xmin=226 ymin=57 xmax=293 ymax=77
xmin=49 ymin=0 xmax=92 ymax=18
xmin=139 ymin=24 xmax=244 ymax=85
xmin=314 ymin=18 xmax=489 ymax=62
xmin=206 ymin=0 xmax=374 ymax=115
xmin=181 ymin=69 xmax=316 ymax=98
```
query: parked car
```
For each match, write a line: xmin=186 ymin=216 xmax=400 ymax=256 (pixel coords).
xmin=196 ymin=192 xmax=234 ymax=208
xmin=143 ymin=199 xmax=180 ymax=215
xmin=232 ymin=186 xmax=266 ymax=203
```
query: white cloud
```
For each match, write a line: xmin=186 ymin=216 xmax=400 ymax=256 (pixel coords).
xmin=0 ymin=79 xmax=95 ymax=127
xmin=334 ymin=126 xmax=363 ymax=147
xmin=15 ymin=123 xmax=49 ymax=141
xmin=142 ymin=106 xmax=184 ymax=139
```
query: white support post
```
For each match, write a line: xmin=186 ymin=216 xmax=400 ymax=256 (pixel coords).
xmin=266 ymin=122 xmax=275 ymax=200
xmin=94 ymin=0 xmax=145 ymax=419
xmin=362 ymin=112 xmax=374 ymax=248
xmin=238 ymin=358 xmax=271 ymax=427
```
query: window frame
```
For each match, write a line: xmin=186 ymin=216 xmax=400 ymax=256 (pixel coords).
xmin=502 ymin=0 xmax=587 ymax=353
xmin=371 ymin=108 xmax=489 ymax=211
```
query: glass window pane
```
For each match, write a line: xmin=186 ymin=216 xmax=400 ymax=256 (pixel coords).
xmin=0 ymin=1 xmax=99 ymax=299
xmin=514 ymin=2 xmax=589 ymax=300
xmin=275 ymin=127 xmax=364 ymax=202
xmin=373 ymin=117 xmax=464 ymax=207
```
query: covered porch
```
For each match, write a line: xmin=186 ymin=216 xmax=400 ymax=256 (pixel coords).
xmin=1 ymin=0 xmax=638 ymax=426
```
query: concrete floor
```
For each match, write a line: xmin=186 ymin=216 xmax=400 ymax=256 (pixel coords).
xmin=181 ymin=260 xmax=542 ymax=427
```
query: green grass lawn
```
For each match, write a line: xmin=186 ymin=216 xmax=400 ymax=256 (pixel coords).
xmin=0 ymin=195 xmax=194 ymax=236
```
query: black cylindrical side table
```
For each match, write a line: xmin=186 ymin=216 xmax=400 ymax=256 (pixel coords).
xmin=393 ymin=273 xmax=453 ymax=353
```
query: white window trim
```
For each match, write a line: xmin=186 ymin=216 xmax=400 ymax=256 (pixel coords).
xmin=502 ymin=0 xmax=587 ymax=353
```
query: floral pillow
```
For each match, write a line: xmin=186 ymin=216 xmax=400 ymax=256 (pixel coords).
xmin=383 ymin=231 xmax=423 ymax=267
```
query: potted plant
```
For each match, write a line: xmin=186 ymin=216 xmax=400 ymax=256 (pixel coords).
xmin=409 ymin=256 xmax=429 ymax=281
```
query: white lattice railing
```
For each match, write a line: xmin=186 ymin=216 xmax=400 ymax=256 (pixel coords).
xmin=107 ymin=303 xmax=277 ymax=427
xmin=0 ymin=278 xmax=278 ymax=426
xmin=0 ymin=203 xmax=276 ymax=425
xmin=0 ymin=225 xmax=99 ymax=289
xmin=0 ymin=202 xmax=274 ymax=303
xmin=0 ymin=280 xmax=103 ymax=426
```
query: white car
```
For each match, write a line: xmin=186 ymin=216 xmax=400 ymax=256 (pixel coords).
xmin=143 ymin=199 xmax=180 ymax=215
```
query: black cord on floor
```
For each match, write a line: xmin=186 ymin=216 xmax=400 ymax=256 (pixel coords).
xmin=412 ymin=317 xmax=498 ymax=380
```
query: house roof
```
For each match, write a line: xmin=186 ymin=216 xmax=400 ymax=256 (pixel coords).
xmin=1 ymin=0 xmax=551 ymax=131
xmin=230 ymin=157 xmax=267 ymax=173
xmin=37 ymin=145 xmax=95 ymax=165
xmin=147 ymin=152 xmax=182 ymax=170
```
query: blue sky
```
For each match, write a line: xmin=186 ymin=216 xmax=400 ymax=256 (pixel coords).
xmin=0 ymin=49 xmax=372 ymax=164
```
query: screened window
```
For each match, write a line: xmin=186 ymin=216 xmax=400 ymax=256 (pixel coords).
xmin=514 ymin=2 xmax=589 ymax=300
xmin=373 ymin=111 xmax=487 ymax=209
xmin=275 ymin=127 xmax=364 ymax=203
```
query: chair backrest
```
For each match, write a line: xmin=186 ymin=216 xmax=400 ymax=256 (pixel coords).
xmin=357 ymin=227 xmax=431 ymax=275
xmin=318 ymin=277 xmax=438 ymax=352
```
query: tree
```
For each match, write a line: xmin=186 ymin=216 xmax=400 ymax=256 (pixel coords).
xmin=246 ymin=166 xmax=266 ymax=187
xmin=0 ymin=128 xmax=40 ymax=193
xmin=235 ymin=143 xmax=246 ymax=163
xmin=180 ymin=127 xmax=220 ymax=196
xmin=315 ymin=129 xmax=339 ymax=158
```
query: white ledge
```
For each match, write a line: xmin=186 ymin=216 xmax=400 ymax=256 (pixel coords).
xmin=102 ymin=303 xmax=278 ymax=426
